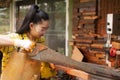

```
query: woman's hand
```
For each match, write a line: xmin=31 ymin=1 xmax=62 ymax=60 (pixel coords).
xmin=14 ymin=39 xmax=35 ymax=52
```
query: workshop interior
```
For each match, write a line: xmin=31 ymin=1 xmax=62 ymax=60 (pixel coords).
xmin=0 ymin=0 xmax=120 ymax=80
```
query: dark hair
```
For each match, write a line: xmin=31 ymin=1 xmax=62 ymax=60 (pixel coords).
xmin=16 ymin=5 xmax=49 ymax=34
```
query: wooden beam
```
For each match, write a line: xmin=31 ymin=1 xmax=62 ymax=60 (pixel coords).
xmin=71 ymin=46 xmax=84 ymax=62
xmin=55 ymin=65 xmax=89 ymax=80
xmin=38 ymin=47 xmax=120 ymax=79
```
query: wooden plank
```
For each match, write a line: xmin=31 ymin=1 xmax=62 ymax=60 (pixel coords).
xmin=83 ymin=16 xmax=98 ymax=20
xmin=82 ymin=11 xmax=96 ymax=16
xmin=112 ymin=41 xmax=120 ymax=49
xmin=89 ymin=49 xmax=105 ymax=54
xmin=71 ymin=46 xmax=84 ymax=62
xmin=92 ymin=40 xmax=106 ymax=44
xmin=38 ymin=47 xmax=120 ymax=79
xmin=73 ymin=39 xmax=93 ymax=44
xmin=90 ymin=43 xmax=104 ymax=49
xmin=56 ymin=65 xmax=113 ymax=80
xmin=84 ymin=52 xmax=106 ymax=65
xmin=68 ymin=40 xmax=74 ymax=46
xmin=79 ymin=19 xmax=95 ymax=24
xmin=56 ymin=65 xmax=90 ymax=80
xmin=76 ymin=43 xmax=90 ymax=48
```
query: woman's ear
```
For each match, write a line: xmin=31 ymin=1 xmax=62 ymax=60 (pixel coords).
xmin=29 ymin=22 xmax=34 ymax=29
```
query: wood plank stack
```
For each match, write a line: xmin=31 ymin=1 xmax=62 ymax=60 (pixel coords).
xmin=79 ymin=0 xmax=98 ymax=34
xmin=0 ymin=0 xmax=11 ymax=7
xmin=72 ymin=0 xmax=120 ymax=68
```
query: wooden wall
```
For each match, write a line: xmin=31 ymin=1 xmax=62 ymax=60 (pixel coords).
xmin=97 ymin=0 xmax=120 ymax=35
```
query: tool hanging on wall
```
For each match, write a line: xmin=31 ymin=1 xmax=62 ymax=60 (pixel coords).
xmin=104 ymin=14 xmax=113 ymax=67
xmin=104 ymin=13 xmax=120 ymax=68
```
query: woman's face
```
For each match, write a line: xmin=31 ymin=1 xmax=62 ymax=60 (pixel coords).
xmin=29 ymin=20 xmax=49 ymax=39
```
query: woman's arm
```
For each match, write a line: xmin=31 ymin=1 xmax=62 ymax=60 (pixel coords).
xmin=0 ymin=34 xmax=35 ymax=52
xmin=0 ymin=35 xmax=14 ymax=46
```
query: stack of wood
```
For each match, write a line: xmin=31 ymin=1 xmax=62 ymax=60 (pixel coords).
xmin=0 ymin=0 xmax=11 ymax=7
xmin=72 ymin=0 xmax=120 ymax=68
xmin=72 ymin=32 xmax=120 ymax=67
xmin=73 ymin=34 xmax=120 ymax=67
xmin=78 ymin=0 xmax=98 ymax=34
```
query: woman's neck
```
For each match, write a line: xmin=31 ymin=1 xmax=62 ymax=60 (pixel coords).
xmin=26 ymin=32 xmax=36 ymax=42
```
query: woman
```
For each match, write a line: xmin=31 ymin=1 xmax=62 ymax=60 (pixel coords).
xmin=0 ymin=5 xmax=56 ymax=79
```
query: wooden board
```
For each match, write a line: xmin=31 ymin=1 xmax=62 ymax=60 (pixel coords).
xmin=112 ymin=41 xmax=120 ymax=49
xmin=38 ymin=48 xmax=120 ymax=79
xmin=71 ymin=46 xmax=84 ymax=62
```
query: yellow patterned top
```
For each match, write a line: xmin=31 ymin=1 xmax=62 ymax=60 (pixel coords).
xmin=0 ymin=33 xmax=56 ymax=78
